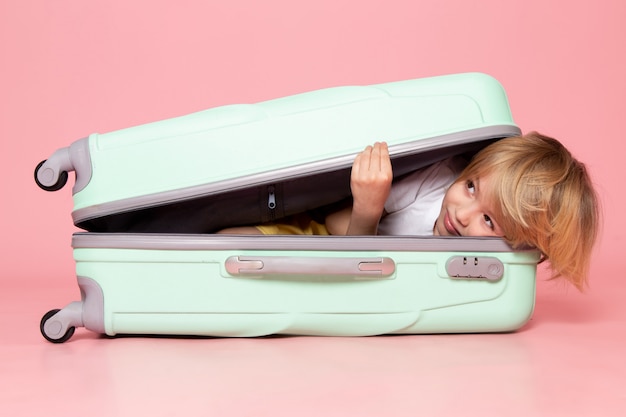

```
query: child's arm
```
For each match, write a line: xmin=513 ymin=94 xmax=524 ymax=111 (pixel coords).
xmin=325 ymin=142 xmax=392 ymax=235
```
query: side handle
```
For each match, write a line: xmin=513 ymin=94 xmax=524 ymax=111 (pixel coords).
xmin=225 ymin=256 xmax=395 ymax=280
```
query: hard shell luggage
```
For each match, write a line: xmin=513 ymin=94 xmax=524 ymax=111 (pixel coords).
xmin=35 ymin=72 xmax=520 ymax=233
xmin=41 ymin=233 xmax=538 ymax=342
xmin=36 ymin=73 xmax=540 ymax=343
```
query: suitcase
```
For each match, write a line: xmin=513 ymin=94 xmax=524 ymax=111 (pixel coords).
xmin=35 ymin=72 xmax=521 ymax=233
xmin=36 ymin=72 xmax=540 ymax=343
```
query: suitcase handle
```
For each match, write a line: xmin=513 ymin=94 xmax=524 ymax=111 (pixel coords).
xmin=225 ymin=256 xmax=395 ymax=279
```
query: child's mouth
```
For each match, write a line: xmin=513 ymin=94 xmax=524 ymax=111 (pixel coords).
xmin=444 ymin=212 xmax=461 ymax=236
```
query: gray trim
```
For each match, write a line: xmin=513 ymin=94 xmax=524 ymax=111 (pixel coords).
xmin=70 ymin=137 xmax=93 ymax=194
xmin=72 ymin=125 xmax=521 ymax=224
xmin=78 ymin=276 xmax=105 ymax=334
xmin=72 ymin=232 xmax=536 ymax=254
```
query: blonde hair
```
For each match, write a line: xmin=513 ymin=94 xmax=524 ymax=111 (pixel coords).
xmin=457 ymin=132 xmax=599 ymax=291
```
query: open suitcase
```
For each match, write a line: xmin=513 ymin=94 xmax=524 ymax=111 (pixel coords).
xmin=36 ymin=72 xmax=540 ymax=343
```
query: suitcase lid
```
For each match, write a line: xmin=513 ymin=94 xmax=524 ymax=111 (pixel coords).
xmin=39 ymin=73 xmax=521 ymax=233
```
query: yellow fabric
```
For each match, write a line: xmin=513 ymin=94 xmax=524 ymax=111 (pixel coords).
xmin=255 ymin=213 xmax=330 ymax=235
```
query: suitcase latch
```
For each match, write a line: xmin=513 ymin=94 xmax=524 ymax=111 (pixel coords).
xmin=445 ymin=256 xmax=504 ymax=282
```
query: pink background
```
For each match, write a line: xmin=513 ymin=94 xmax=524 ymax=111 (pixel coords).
xmin=2 ymin=1 xmax=625 ymax=416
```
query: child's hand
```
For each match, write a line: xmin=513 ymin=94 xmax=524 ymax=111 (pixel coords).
xmin=347 ymin=142 xmax=393 ymax=234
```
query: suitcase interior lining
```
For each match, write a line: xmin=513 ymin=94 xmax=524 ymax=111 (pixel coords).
xmin=75 ymin=137 xmax=501 ymax=234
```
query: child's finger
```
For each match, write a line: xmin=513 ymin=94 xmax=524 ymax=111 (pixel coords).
xmin=378 ymin=142 xmax=392 ymax=175
xmin=370 ymin=142 xmax=382 ymax=171
xmin=371 ymin=141 xmax=390 ymax=173
xmin=351 ymin=146 xmax=367 ymax=179
xmin=353 ymin=145 xmax=371 ymax=173
xmin=351 ymin=152 xmax=360 ymax=179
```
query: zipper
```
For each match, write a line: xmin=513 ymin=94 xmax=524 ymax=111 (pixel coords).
xmin=267 ymin=185 xmax=276 ymax=221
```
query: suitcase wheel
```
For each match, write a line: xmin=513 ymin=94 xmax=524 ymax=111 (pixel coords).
xmin=40 ymin=309 xmax=75 ymax=343
xmin=34 ymin=160 xmax=68 ymax=192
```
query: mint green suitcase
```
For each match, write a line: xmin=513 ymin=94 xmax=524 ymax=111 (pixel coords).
xmin=36 ymin=73 xmax=539 ymax=342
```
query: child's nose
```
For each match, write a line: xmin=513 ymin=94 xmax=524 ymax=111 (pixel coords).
xmin=456 ymin=206 xmax=469 ymax=226
xmin=456 ymin=203 xmax=476 ymax=227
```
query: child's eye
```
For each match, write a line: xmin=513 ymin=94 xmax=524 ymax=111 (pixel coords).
xmin=466 ymin=180 xmax=476 ymax=194
xmin=483 ymin=214 xmax=494 ymax=229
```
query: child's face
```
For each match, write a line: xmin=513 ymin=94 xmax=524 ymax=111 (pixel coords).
xmin=433 ymin=173 xmax=505 ymax=238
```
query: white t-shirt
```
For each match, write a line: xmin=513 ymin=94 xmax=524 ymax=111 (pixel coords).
xmin=377 ymin=157 xmax=466 ymax=236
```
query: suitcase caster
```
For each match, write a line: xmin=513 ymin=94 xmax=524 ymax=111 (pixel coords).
xmin=35 ymin=138 xmax=92 ymax=193
xmin=40 ymin=308 xmax=77 ymax=343
xmin=34 ymin=160 xmax=69 ymax=192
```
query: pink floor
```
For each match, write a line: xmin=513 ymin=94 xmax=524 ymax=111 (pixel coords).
xmin=3 ymin=1 xmax=626 ymax=415
xmin=2 ymin=269 xmax=625 ymax=417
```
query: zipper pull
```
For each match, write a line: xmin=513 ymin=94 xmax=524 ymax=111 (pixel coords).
xmin=268 ymin=186 xmax=276 ymax=209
